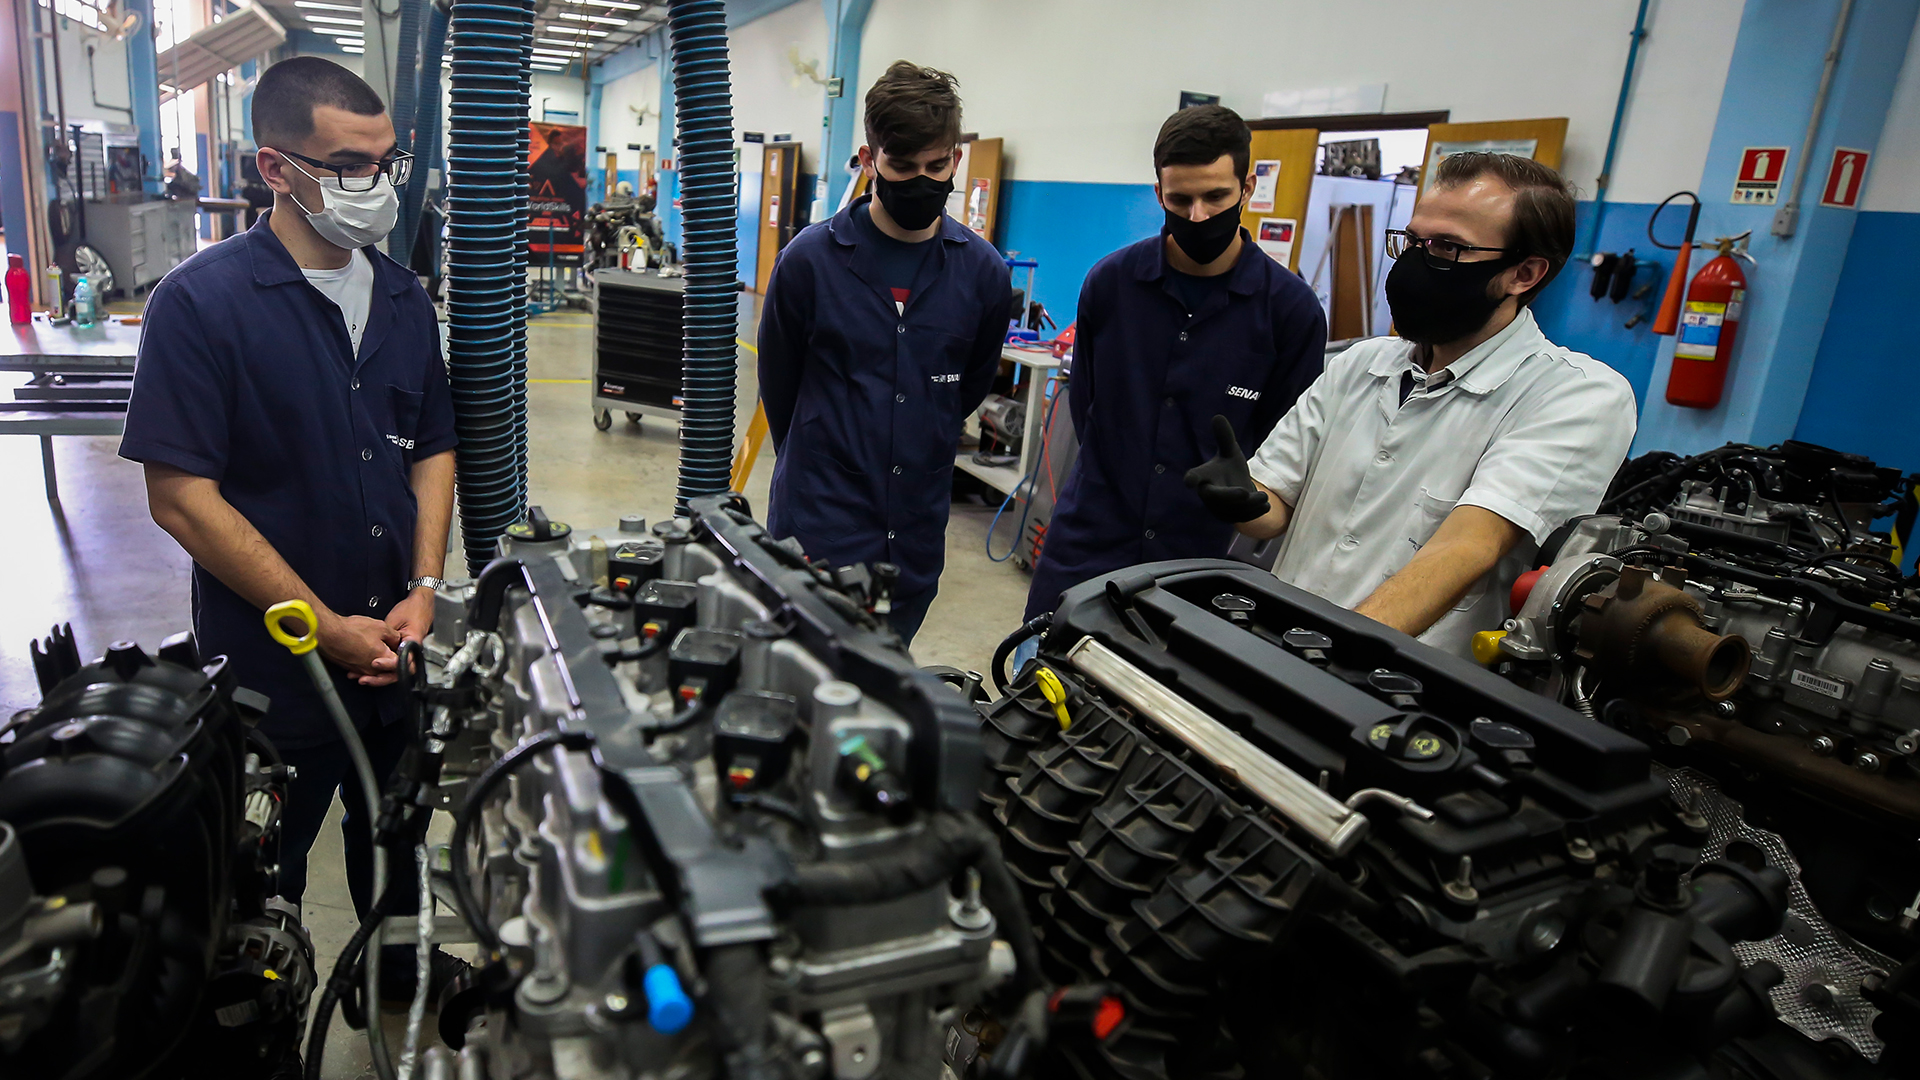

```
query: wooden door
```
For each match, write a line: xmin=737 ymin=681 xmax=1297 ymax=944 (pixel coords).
xmin=604 ymin=152 xmax=618 ymax=200
xmin=1416 ymin=118 xmax=1568 ymax=199
xmin=961 ymin=137 xmax=1003 ymax=242
xmin=1238 ymin=127 xmax=1318 ymax=272
xmin=755 ymin=143 xmax=799 ymax=294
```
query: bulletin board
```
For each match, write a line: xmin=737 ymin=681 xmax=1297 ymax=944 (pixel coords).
xmin=1238 ymin=127 xmax=1319 ymax=273
xmin=1416 ymin=118 xmax=1568 ymax=199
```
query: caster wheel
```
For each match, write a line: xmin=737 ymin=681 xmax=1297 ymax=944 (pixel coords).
xmin=593 ymin=408 xmax=612 ymax=431
xmin=625 ymin=411 xmax=642 ymax=425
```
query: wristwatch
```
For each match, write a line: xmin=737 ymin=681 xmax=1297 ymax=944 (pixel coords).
xmin=407 ymin=576 xmax=450 ymax=593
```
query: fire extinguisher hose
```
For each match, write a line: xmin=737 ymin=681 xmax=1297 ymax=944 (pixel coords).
xmin=1649 ymin=191 xmax=1700 ymax=335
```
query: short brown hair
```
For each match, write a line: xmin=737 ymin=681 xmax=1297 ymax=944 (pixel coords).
xmin=1432 ymin=152 xmax=1576 ymax=306
xmin=1153 ymin=105 xmax=1251 ymax=180
xmin=864 ymin=61 xmax=962 ymax=156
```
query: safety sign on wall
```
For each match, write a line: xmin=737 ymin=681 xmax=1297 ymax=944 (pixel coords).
xmin=1732 ymin=147 xmax=1787 ymax=205
xmin=1820 ymin=148 xmax=1870 ymax=209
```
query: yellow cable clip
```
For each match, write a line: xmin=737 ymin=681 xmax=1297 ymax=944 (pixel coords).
xmin=264 ymin=600 xmax=320 ymax=656
xmin=1034 ymin=667 xmax=1073 ymax=731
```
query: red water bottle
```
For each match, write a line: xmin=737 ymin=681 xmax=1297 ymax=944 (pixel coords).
xmin=5 ymin=254 xmax=29 ymax=325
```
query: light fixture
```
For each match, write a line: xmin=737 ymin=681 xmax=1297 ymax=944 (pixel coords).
xmin=579 ymin=0 xmax=643 ymax=8
xmin=556 ymin=11 xmax=628 ymax=24
xmin=306 ymin=14 xmax=364 ymax=25
xmin=295 ymin=1 xmax=360 ymax=9
xmin=342 ymin=45 xmax=364 ymax=53
xmin=333 ymin=32 xmax=363 ymax=40
xmin=537 ymin=36 xmax=590 ymax=45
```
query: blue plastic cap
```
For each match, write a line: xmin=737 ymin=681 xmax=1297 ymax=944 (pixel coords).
xmin=644 ymin=962 xmax=693 ymax=1034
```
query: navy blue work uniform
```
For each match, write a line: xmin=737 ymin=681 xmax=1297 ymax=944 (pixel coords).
xmin=759 ymin=195 xmax=1011 ymax=639
xmin=1024 ymin=231 xmax=1326 ymax=620
xmin=120 ymin=212 xmax=455 ymax=915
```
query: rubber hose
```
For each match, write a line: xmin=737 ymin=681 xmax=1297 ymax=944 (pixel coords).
xmin=394 ymin=0 xmax=450 ymax=263
xmin=447 ymin=0 xmax=532 ymax=571
xmin=706 ymin=944 xmax=779 ymax=1080
xmin=385 ymin=0 xmax=426 ymax=257
xmin=512 ymin=0 xmax=532 ymax=507
xmin=666 ymin=0 xmax=738 ymax=510
xmin=779 ymin=813 xmax=1041 ymax=992
xmin=991 ymin=616 xmax=1049 ymax=694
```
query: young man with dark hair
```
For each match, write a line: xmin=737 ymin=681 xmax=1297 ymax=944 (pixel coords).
xmin=1021 ymin=104 xmax=1326 ymax=625
xmin=1187 ymin=152 xmax=1637 ymax=656
xmin=758 ymin=60 xmax=1012 ymax=644
xmin=120 ymin=55 xmax=465 ymax=1015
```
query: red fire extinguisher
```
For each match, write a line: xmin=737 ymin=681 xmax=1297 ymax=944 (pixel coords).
xmin=1665 ymin=240 xmax=1746 ymax=410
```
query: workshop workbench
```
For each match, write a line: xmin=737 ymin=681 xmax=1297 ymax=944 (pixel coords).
xmin=955 ymin=345 xmax=1062 ymax=497
xmin=2 ymin=314 xmax=142 ymax=502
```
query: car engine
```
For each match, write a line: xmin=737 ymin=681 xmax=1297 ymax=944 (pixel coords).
xmin=406 ymin=496 xmax=1041 ymax=1080
xmin=0 ymin=626 xmax=313 ymax=1079
xmin=985 ymin=544 xmax=1920 ymax=1078
xmin=1477 ymin=440 xmax=1920 ymax=1076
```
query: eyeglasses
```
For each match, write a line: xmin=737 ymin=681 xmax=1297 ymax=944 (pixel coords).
xmin=274 ymin=147 xmax=413 ymax=191
xmin=1384 ymin=229 xmax=1509 ymax=269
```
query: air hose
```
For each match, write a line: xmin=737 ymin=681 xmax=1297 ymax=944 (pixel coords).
xmin=666 ymin=0 xmax=738 ymax=510
xmin=393 ymin=0 xmax=450 ymax=264
xmin=446 ymin=0 xmax=534 ymax=572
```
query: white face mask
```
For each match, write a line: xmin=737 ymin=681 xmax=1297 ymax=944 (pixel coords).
xmin=284 ymin=157 xmax=398 ymax=249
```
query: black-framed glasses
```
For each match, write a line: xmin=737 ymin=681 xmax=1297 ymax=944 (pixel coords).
xmin=275 ymin=147 xmax=413 ymax=191
xmin=1384 ymin=228 xmax=1508 ymax=269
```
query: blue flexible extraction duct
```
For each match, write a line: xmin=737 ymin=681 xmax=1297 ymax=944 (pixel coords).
xmin=512 ymin=0 xmax=533 ymax=506
xmin=384 ymin=0 xmax=426 ymax=258
xmin=393 ymin=0 xmax=450 ymax=265
xmin=667 ymin=0 xmax=738 ymax=510
xmin=445 ymin=0 xmax=534 ymax=572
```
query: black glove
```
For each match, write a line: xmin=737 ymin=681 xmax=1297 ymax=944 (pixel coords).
xmin=1184 ymin=415 xmax=1271 ymax=523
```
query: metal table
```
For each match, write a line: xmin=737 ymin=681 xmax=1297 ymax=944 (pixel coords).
xmin=2 ymin=314 xmax=142 ymax=502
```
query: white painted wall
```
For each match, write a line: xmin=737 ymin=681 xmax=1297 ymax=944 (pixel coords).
xmin=729 ymin=0 xmax=830 ymax=175
xmin=40 ymin=18 xmax=135 ymax=128
xmin=533 ymin=72 xmax=587 ymax=124
xmin=856 ymin=0 xmax=1744 ymax=203
xmin=599 ymin=60 xmax=664 ymax=171
xmin=1860 ymin=16 xmax=1920 ymax=212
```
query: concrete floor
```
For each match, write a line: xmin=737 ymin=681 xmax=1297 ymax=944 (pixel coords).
xmin=0 ymin=295 xmax=1031 ymax=1077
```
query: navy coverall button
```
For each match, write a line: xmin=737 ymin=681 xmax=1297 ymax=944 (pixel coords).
xmin=370 ymin=524 xmax=383 ymax=537
xmin=1154 ymin=463 xmax=1166 ymax=474
xmin=895 ymin=393 xmax=905 ymax=403
xmin=350 ymin=378 xmax=360 ymax=390
xmin=1178 ymin=332 xmax=1189 ymax=342
xmin=1164 ymin=397 xmax=1174 ymax=407
xmin=887 ymin=530 xmax=896 ymax=539
xmin=897 ymin=324 xmax=905 ymax=334
xmin=361 ymin=447 xmax=372 ymax=461
xmin=892 ymin=465 xmax=903 ymax=474
xmin=368 ymin=595 xmax=379 ymax=609
xmin=1144 ymin=529 xmax=1156 ymax=540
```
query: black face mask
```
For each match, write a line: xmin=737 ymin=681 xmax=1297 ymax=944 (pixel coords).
xmin=1384 ymin=247 xmax=1524 ymax=345
xmin=1163 ymin=200 xmax=1243 ymax=265
xmin=872 ymin=170 xmax=954 ymax=232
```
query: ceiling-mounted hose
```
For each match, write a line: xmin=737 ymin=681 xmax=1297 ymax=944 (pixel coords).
xmin=392 ymin=0 xmax=450 ymax=264
xmin=445 ymin=0 xmax=535 ymax=571
xmin=666 ymin=0 xmax=739 ymax=511
xmin=512 ymin=0 xmax=533 ymax=509
xmin=385 ymin=0 xmax=425 ymax=258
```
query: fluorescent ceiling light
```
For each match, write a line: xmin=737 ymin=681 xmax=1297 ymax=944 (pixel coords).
xmin=579 ymin=0 xmax=643 ymax=9
xmin=333 ymin=32 xmax=363 ymax=40
xmin=306 ymin=14 xmax=363 ymax=25
xmin=556 ymin=11 xmax=628 ymax=24
xmin=295 ymin=1 xmax=359 ymax=9
xmin=342 ymin=45 xmax=364 ymax=52
xmin=537 ymin=37 xmax=585 ymax=45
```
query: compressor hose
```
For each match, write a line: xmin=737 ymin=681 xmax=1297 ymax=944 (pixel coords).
xmin=667 ymin=0 xmax=739 ymax=509
xmin=446 ymin=0 xmax=535 ymax=571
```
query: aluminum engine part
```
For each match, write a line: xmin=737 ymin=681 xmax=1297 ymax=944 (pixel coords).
xmin=424 ymin=497 xmax=1013 ymax=1080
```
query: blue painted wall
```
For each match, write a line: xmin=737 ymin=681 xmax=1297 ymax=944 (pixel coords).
xmin=737 ymin=168 xmax=761 ymax=286
xmin=1530 ymin=200 xmax=1672 ymax=409
xmin=1793 ymin=210 xmax=1920 ymax=475
xmin=993 ymin=179 xmax=1162 ymax=328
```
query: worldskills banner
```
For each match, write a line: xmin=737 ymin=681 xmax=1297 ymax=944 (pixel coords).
xmin=529 ymin=122 xmax=588 ymax=264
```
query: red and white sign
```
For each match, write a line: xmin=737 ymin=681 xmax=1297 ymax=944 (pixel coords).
xmin=1820 ymin=148 xmax=1871 ymax=209
xmin=1732 ymin=146 xmax=1788 ymax=205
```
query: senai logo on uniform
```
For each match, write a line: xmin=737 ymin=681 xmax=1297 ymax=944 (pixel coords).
xmin=386 ymin=433 xmax=416 ymax=449
xmin=931 ymin=373 xmax=961 ymax=383
xmin=1227 ymin=385 xmax=1261 ymax=400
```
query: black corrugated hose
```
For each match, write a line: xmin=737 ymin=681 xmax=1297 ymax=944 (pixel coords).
xmin=446 ymin=0 xmax=535 ymax=571
xmin=666 ymin=0 xmax=738 ymax=510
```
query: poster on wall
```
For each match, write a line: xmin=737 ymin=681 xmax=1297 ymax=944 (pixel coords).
xmin=1248 ymin=159 xmax=1281 ymax=213
xmin=530 ymin=121 xmax=588 ymax=263
xmin=1733 ymin=146 xmax=1788 ymax=205
xmin=967 ymin=178 xmax=992 ymax=236
xmin=1256 ymin=218 xmax=1296 ymax=266
xmin=1419 ymin=138 xmax=1537 ymax=197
